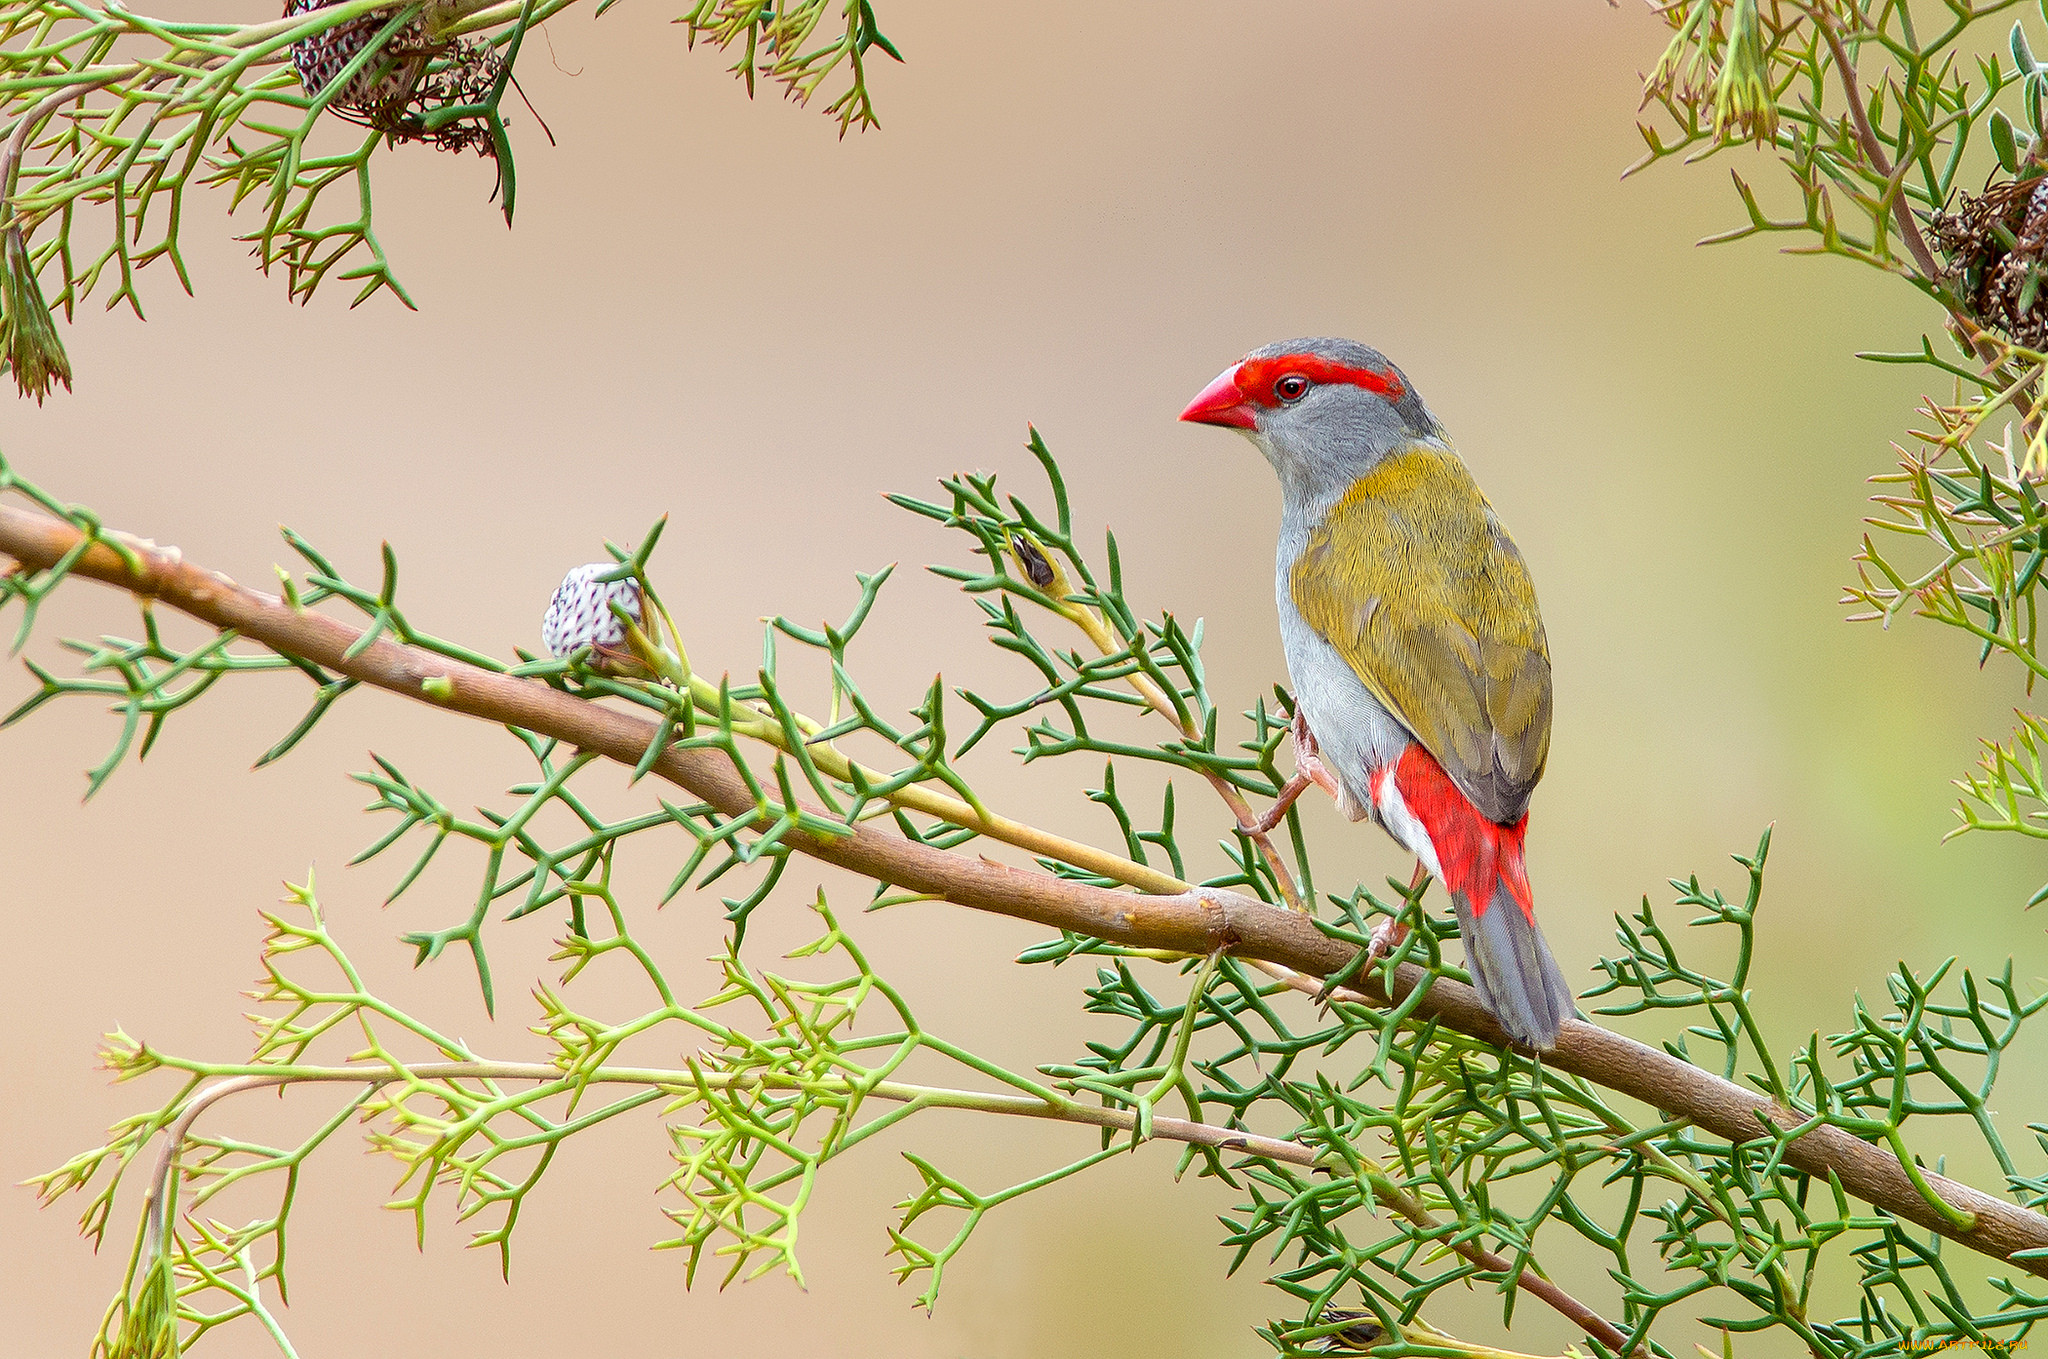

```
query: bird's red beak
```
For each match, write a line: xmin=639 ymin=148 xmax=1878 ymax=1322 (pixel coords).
xmin=1179 ymin=365 xmax=1256 ymax=430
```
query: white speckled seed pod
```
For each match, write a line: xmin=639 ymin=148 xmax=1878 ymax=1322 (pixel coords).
xmin=542 ymin=564 xmax=643 ymax=659
xmin=283 ymin=0 xmax=430 ymax=114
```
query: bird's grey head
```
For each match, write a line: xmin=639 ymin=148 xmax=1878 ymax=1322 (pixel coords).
xmin=1179 ymin=337 xmax=1440 ymax=506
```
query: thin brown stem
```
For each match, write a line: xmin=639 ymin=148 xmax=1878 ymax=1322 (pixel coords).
xmin=1808 ymin=8 xmax=1945 ymax=287
xmin=1246 ymin=769 xmax=1312 ymax=834
xmin=1797 ymin=7 xmax=2044 ymax=474
xmin=1800 ymin=1 xmax=2016 ymax=377
xmin=1059 ymin=604 xmax=1308 ymax=911
xmin=3 ymin=503 xmax=2044 ymax=1282
xmin=0 ymin=75 xmax=122 ymax=220
xmin=137 ymin=1054 xmax=1629 ymax=1352
xmin=671 ymin=667 xmax=1190 ymax=895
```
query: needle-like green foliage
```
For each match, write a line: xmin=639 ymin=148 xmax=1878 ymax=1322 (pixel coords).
xmin=1633 ymin=0 xmax=2048 ymax=912
xmin=15 ymin=6 xmax=2048 ymax=1355
xmin=0 ymin=0 xmax=899 ymax=393
xmin=7 ymin=438 xmax=2048 ymax=1359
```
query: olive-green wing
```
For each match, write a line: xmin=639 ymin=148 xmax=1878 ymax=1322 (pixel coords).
xmin=1291 ymin=446 xmax=1552 ymax=825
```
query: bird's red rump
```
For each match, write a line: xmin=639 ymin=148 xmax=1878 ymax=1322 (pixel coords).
xmin=1237 ymin=353 xmax=1406 ymax=407
xmin=1391 ymin=745 xmax=1533 ymax=924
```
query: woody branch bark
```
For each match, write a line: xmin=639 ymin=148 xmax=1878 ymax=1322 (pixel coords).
xmin=3 ymin=501 xmax=2045 ymax=1287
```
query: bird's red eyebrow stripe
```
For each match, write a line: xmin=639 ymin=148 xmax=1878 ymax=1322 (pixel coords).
xmin=1236 ymin=354 xmax=1405 ymax=406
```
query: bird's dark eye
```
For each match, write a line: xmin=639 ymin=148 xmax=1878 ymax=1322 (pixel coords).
xmin=1274 ymin=374 xmax=1311 ymax=402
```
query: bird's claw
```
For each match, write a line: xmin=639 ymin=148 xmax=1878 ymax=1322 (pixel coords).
xmin=1365 ymin=914 xmax=1411 ymax=969
xmin=1313 ymin=914 xmax=1413 ymax=1009
xmin=1292 ymin=710 xmax=1344 ymax=802
xmin=1246 ymin=711 xmax=1344 ymax=834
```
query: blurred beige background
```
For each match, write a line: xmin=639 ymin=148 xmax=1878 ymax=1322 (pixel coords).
xmin=7 ymin=2 xmax=2048 ymax=1355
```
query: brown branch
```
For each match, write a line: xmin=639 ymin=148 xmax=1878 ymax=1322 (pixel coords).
xmin=132 ymin=1059 xmax=1621 ymax=1350
xmin=4 ymin=503 xmax=2046 ymax=1295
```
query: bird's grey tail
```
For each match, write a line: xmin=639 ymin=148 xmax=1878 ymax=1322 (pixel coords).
xmin=1454 ymin=889 xmax=1574 ymax=1051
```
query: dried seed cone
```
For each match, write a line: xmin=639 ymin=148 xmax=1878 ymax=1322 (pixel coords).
xmin=1932 ymin=176 xmax=2048 ymax=348
xmin=542 ymin=564 xmax=645 ymax=663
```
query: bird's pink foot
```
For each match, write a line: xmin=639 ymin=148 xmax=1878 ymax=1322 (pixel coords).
xmin=1363 ymin=861 xmax=1428 ymax=965
xmin=1315 ymin=904 xmax=1415 ymax=1010
xmin=1364 ymin=914 xmax=1411 ymax=969
xmin=1247 ymin=773 xmax=1310 ymax=834
xmin=1246 ymin=711 xmax=1343 ymax=834
xmin=1292 ymin=709 xmax=1344 ymax=801
xmin=1319 ymin=865 xmax=1425 ymax=1005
